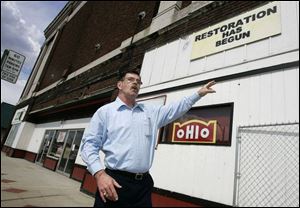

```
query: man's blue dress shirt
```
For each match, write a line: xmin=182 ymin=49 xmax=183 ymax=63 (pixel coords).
xmin=80 ymin=92 xmax=201 ymax=175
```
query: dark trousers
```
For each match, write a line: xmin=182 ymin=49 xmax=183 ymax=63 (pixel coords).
xmin=94 ymin=169 xmax=154 ymax=207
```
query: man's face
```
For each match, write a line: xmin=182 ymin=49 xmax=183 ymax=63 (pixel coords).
xmin=118 ymin=73 xmax=142 ymax=98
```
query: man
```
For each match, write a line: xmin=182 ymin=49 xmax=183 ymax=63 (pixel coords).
xmin=80 ymin=70 xmax=216 ymax=207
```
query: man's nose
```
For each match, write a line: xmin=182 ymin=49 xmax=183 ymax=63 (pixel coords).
xmin=131 ymin=80 xmax=140 ymax=85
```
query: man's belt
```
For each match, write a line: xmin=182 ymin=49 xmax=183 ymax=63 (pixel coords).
xmin=106 ymin=168 xmax=149 ymax=180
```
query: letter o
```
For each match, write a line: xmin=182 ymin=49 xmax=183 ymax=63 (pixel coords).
xmin=220 ymin=25 xmax=228 ymax=32
xmin=177 ymin=129 xmax=185 ymax=139
xmin=257 ymin=11 xmax=266 ymax=19
xmin=201 ymin=128 xmax=209 ymax=138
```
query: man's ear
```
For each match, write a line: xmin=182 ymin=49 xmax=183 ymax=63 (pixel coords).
xmin=117 ymin=81 xmax=122 ymax=90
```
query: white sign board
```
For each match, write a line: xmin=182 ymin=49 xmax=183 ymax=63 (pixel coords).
xmin=1 ymin=49 xmax=26 ymax=83
xmin=11 ymin=105 xmax=28 ymax=125
xmin=191 ymin=2 xmax=281 ymax=60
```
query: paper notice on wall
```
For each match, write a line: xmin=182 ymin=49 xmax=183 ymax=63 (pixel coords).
xmin=57 ymin=132 xmax=66 ymax=143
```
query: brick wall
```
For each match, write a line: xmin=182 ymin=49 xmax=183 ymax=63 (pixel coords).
xmin=27 ymin=1 xmax=269 ymax=121
xmin=38 ymin=1 xmax=159 ymax=90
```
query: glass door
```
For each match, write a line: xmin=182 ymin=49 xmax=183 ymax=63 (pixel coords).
xmin=65 ymin=130 xmax=83 ymax=174
xmin=56 ymin=130 xmax=83 ymax=176
xmin=36 ymin=130 xmax=55 ymax=165
xmin=57 ymin=130 xmax=75 ymax=174
xmin=48 ymin=130 xmax=67 ymax=159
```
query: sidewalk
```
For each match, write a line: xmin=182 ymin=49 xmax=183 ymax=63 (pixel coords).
xmin=1 ymin=152 xmax=94 ymax=207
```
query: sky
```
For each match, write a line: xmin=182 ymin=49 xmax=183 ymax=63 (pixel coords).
xmin=1 ymin=1 xmax=67 ymax=105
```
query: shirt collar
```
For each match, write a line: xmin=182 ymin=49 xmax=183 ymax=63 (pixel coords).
xmin=115 ymin=97 xmax=144 ymax=111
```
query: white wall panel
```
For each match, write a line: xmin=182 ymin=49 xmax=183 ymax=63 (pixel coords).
xmin=283 ymin=68 xmax=299 ymax=122
xmin=213 ymin=80 xmax=231 ymax=104
xmin=248 ymin=75 xmax=262 ymax=124
xmin=152 ymin=142 xmax=236 ymax=205
xmin=12 ymin=122 xmax=25 ymax=148
xmin=188 ymin=56 xmax=206 ymax=76
xmin=246 ymin=38 xmax=270 ymax=61
xmin=228 ymin=79 xmax=241 ymax=104
xmin=173 ymin=37 xmax=192 ymax=79
xmin=235 ymin=77 xmax=251 ymax=126
xmin=16 ymin=122 xmax=35 ymax=150
xmin=259 ymin=72 xmax=273 ymax=124
xmin=270 ymin=1 xmax=299 ymax=54
xmin=161 ymin=40 xmax=180 ymax=82
xmin=205 ymin=51 xmax=225 ymax=72
xmin=140 ymin=49 xmax=155 ymax=86
xmin=270 ymin=70 xmax=286 ymax=122
xmin=224 ymin=45 xmax=246 ymax=67
xmin=297 ymin=1 xmax=299 ymax=35
xmin=149 ymin=46 xmax=166 ymax=85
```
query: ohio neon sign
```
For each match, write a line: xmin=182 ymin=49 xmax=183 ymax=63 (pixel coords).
xmin=172 ymin=120 xmax=217 ymax=143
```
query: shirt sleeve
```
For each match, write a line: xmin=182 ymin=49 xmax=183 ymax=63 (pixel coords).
xmin=80 ymin=108 xmax=105 ymax=175
xmin=156 ymin=92 xmax=201 ymax=128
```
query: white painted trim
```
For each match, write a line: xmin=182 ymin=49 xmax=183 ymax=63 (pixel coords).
xmin=139 ymin=50 xmax=299 ymax=94
xmin=67 ymin=1 xmax=87 ymax=21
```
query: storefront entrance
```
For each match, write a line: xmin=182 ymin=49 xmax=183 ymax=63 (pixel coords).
xmin=36 ymin=130 xmax=56 ymax=165
xmin=36 ymin=129 xmax=84 ymax=176
xmin=56 ymin=130 xmax=83 ymax=176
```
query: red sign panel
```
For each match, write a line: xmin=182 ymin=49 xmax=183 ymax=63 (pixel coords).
xmin=172 ymin=119 xmax=217 ymax=144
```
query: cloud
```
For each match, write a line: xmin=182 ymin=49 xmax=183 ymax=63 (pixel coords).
xmin=1 ymin=1 xmax=67 ymax=76
xmin=1 ymin=1 xmax=45 ymax=74
xmin=1 ymin=1 xmax=67 ymax=105
xmin=1 ymin=79 xmax=27 ymax=105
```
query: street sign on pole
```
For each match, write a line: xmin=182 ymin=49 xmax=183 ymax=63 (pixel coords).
xmin=1 ymin=49 xmax=26 ymax=84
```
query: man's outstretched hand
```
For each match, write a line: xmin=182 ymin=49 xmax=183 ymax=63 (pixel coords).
xmin=198 ymin=80 xmax=216 ymax=97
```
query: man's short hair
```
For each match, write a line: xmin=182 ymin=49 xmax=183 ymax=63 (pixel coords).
xmin=118 ymin=69 xmax=141 ymax=81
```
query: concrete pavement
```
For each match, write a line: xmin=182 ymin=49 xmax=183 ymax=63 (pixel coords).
xmin=1 ymin=152 xmax=94 ymax=207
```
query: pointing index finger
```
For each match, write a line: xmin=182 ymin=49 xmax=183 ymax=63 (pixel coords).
xmin=206 ymin=80 xmax=216 ymax=88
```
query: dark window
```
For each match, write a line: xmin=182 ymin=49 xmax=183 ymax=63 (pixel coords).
xmin=18 ymin=112 xmax=23 ymax=120
xmin=160 ymin=103 xmax=234 ymax=146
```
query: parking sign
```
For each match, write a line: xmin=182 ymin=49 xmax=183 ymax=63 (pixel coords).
xmin=1 ymin=49 xmax=26 ymax=84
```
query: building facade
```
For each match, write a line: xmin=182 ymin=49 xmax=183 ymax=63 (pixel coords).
xmin=2 ymin=1 xmax=299 ymax=207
